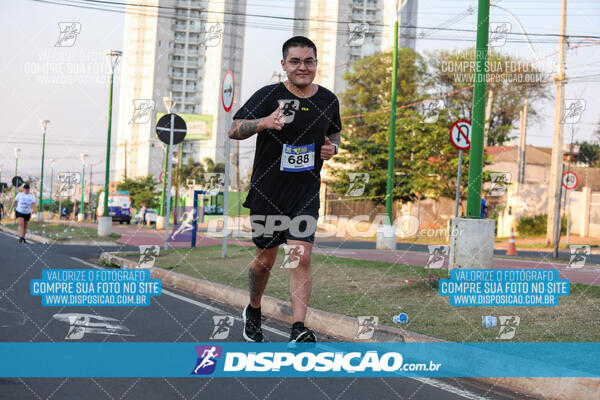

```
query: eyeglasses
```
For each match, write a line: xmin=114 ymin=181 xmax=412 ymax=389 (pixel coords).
xmin=286 ymin=58 xmax=317 ymax=68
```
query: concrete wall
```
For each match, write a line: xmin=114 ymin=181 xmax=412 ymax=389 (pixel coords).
xmin=496 ymin=184 xmax=600 ymax=238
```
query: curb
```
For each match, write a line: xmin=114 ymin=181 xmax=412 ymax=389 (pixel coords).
xmin=0 ymin=226 xmax=120 ymax=246
xmin=99 ymin=252 xmax=437 ymax=343
xmin=99 ymin=251 xmax=599 ymax=400
xmin=0 ymin=226 xmax=54 ymax=244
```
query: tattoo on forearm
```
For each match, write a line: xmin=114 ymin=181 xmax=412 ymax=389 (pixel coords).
xmin=326 ymin=131 xmax=341 ymax=146
xmin=229 ymin=119 xmax=260 ymax=140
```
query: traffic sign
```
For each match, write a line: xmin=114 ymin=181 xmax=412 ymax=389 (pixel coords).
xmin=222 ymin=70 xmax=234 ymax=112
xmin=562 ymin=171 xmax=578 ymax=190
xmin=449 ymin=119 xmax=472 ymax=150
xmin=11 ymin=176 xmax=23 ymax=187
xmin=156 ymin=113 xmax=187 ymax=145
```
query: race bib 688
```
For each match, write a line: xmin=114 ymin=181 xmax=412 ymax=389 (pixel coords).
xmin=280 ymin=143 xmax=315 ymax=172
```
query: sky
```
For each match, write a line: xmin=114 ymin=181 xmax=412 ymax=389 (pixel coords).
xmin=0 ymin=0 xmax=599 ymax=191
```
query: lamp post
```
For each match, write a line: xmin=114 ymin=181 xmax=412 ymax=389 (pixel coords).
xmin=378 ymin=0 xmax=408 ymax=250
xmin=98 ymin=49 xmax=122 ymax=237
xmin=79 ymin=154 xmax=87 ymax=222
xmin=14 ymin=148 xmax=21 ymax=196
xmin=38 ymin=120 xmax=50 ymax=221
xmin=50 ymin=159 xmax=55 ymax=217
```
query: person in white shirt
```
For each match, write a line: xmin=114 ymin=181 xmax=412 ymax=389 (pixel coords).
xmin=13 ymin=183 xmax=36 ymax=244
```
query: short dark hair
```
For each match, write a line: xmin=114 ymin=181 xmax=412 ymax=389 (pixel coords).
xmin=282 ymin=36 xmax=317 ymax=60
xmin=23 ymin=183 xmax=30 ymax=189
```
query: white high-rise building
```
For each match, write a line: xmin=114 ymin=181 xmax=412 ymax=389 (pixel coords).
xmin=115 ymin=0 xmax=246 ymax=181
xmin=293 ymin=0 xmax=418 ymax=94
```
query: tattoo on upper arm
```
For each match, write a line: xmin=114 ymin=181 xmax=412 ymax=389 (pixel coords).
xmin=326 ymin=131 xmax=341 ymax=146
xmin=230 ymin=119 xmax=260 ymax=140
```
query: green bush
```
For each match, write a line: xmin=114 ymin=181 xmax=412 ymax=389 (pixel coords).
xmin=516 ymin=214 xmax=566 ymax=237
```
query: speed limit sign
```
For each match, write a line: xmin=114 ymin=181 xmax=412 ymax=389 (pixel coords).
xmin=562 ymin=171 xmax=578 ymax=190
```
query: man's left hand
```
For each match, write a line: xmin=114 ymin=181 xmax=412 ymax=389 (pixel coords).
xmin=321 ymin=137 xmax=336 ymax=161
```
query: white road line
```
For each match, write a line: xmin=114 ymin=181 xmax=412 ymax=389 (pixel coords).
xmin=69 ymin=257 xmax=288 ymax=338
xmin=0 ymin=230 xmax=18 ymax=239
xmin=69 ymin=257 xmax=490 ymax=399
xmin=412 ymin=378 xmax=491 ymax=400
xmin=159 ymin=289 xmax=289 ymax=338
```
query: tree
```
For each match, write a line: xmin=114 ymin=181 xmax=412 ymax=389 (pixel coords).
xmin=175 ymin=157 xmax=225 ymax=188
xmin=331 ymin=48 xmax=515 ymax=202
xmin=576 ymin=141 xmax=600 ymax=167
xmin=427 ymin=48 xmax=550 ymax=145
xmin=117 ymin=176 xmax=159 ymax=208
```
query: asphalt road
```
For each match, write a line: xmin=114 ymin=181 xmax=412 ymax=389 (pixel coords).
xmin=0 ymin=231 xmax=532 ymax=400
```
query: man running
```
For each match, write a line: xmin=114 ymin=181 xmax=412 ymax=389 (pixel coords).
xmin=229 ymin=36 xmax=341 ymax=343
xmin=13 ymin=183 xmax=36 ymax=243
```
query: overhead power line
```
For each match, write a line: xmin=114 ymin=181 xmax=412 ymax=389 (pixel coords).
xmin=26 ymin=0 xmax=600 ymax=41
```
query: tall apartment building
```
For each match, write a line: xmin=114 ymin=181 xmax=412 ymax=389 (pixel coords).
xmin=115 ymin=0 xmax=246 ymax=181
xmin=293 ymin=0 xmax=418 ymax=94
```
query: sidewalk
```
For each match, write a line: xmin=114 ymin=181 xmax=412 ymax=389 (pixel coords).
xmin=43 ymin=219 xmax=600 ymax=286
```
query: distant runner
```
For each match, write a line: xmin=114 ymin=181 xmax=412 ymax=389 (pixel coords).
xmin=229 ymin=36 xmax=341 ymax=343
xmin=13 ymin=183 xmax=36 ymax=244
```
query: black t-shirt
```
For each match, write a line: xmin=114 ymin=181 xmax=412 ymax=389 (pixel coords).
xmin=234 ymin=83 xmax=342 ymax=214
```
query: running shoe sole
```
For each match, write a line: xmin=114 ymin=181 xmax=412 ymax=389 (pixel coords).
xmin=290 ymin=329 xmax=317 ymax=343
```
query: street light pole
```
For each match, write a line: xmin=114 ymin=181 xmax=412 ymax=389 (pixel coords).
xmin=385 ymin=18 xmax=399 ymax=224
xmin=378 ymin=0 xmax=407 ymax=250
xmin=79 ymin=154 xmax=87 ymax=222
xmin=466 ymin=0 xmax=490 ymax=217
xmin=39 ymin=120 xmax=50 ymax=221
xmin=98 ymin=50 xmax=122 ymax=237
xmin=50 ymin=159 xmax=55 ymax=216
xmin=14 ymin=148 xmax=20 ymax=196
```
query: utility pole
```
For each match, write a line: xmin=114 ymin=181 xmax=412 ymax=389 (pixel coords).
xmin=517 ymin=98 xmax=528 ymax=184
xmin=484 ymin=89 xmax=493 ymax=145
xmin=124 ymin=140 xmax=128 ymax=180
xmin=546 ymin=0 xmax=568 ymax=245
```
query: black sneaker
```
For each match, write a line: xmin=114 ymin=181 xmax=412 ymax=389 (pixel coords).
xmin=242 ymin=305 xmax=264 ymax=342
xmin=22 ymin=238 xmax=28 ymax=244
xmin=289 ymin=323 xmax=317 ymax=343
xmin=18 ymin=237 xmax=24 ymax=243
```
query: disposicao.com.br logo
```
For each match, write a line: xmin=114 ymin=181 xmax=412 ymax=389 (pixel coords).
xmin=223 ymin=351 xmax=441 ymax=373
xmin=190 ymin=344 xmax=442 ymax=377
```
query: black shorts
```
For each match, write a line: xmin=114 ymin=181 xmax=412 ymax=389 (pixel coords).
xmin=250 ymin=208 xmax=319 ymax=249
xmin=15 ymin=211 xmax=31 ymax=222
